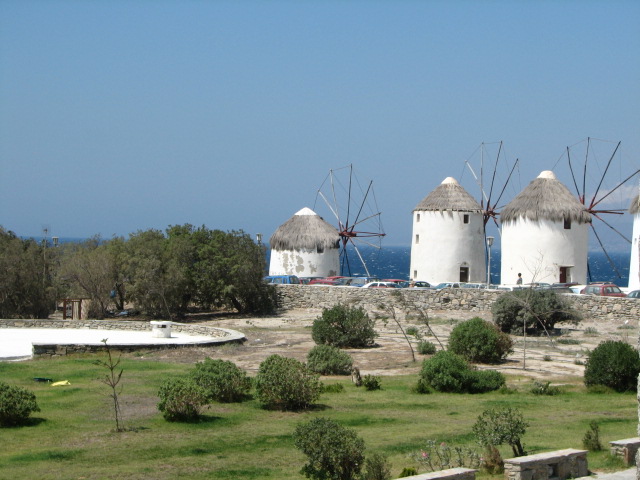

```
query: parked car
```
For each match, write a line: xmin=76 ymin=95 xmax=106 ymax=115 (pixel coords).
xmin=626 ymin=290 xmax=640 ymax=298
xmin=299 ymin=276 xmax=323 ymax=285
xmin=462 ymin=283 xmax=487 ymax=289
xmin=383 ymin=279 xmax=410 ymax=288
xmin=432 ymin=282 xmax=465 ymax=289
xmin=348 ymin=277 xmax=381 ymax=287
xmin=263 ymin=275 xmax=300 ymax=285
xmin=580 ymin=283 xmax=626 ymax=297
xmin=308 ymin=278 xmax=341 ymax=286
xmin=410 ymin=280 xmax=431 ymax=288
xmin=362 ymin=281 xmax=398 ymax=288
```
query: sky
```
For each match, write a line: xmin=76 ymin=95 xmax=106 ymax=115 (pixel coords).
xmin=1 ymin=0 xmax=639 ymax=252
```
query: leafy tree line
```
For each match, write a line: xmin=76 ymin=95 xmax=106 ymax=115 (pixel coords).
xmin=0 ymin=224 xmax=275 ymax=319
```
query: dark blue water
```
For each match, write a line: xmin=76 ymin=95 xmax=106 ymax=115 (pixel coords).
xmin=339 ymin=245 xmax=631 ymax=286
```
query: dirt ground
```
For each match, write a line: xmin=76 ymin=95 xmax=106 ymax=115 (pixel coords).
xmin=143 ymin=308 xmax=639 ymax=382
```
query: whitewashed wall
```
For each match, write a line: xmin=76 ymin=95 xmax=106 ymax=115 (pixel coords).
xmin=501 ymin=217 xmax=588 ymax=285
xmin=409 ymin=210 xmax=486 ymax=284
xmin=269 ymin=248 xmax=339 ymax=277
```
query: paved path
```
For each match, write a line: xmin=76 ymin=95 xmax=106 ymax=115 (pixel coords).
xmin=592 ymin=468 xmax=636 ymax=480
xmin=0 ymin=328 xmax=224 ymax=360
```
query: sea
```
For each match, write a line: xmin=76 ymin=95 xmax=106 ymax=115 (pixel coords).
xmin=325 ymin=244 xmax=632 ymax=286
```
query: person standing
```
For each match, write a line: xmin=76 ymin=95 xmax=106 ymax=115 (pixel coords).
xmin=516 ymin=273 xmax=523 ymax=285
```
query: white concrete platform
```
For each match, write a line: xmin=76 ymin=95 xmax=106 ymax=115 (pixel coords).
xmin=0 ymin=328 xmax=225 ymax=360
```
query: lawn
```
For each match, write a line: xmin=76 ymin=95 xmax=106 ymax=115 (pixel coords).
xmin=0 ymin=355 xmax=635 ymax=480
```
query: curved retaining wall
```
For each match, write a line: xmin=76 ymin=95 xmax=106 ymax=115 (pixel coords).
xmin=274 ymin=285 xmax=640 ymax=322
xmin=0 ymin=319 xmax=245 ymax=358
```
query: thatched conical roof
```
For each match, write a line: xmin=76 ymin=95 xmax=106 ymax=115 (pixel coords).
xmin=501 ymin=170 xmax=591 ymax=224
xmin=270 ymin=207 xmax=340 ymax=251
xmin=414 ymin=177 xmax=483 ymax=213
xmin=629 ymin=194 xmax=640 ymax=215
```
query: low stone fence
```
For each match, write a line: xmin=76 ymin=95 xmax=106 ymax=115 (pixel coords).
xmin=503 ymin=449 xmax=588 ymax=480
xmin=274 ymin=285 xmax=640 ymax=322
xmin=394 ymin=467 xmax=476 ymax=480
xmin=609 ymin=438 xmax=640 ymax=466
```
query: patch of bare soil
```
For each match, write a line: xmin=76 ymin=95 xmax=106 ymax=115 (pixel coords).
xmin=142 ymin=309 xmax=638 ymax=382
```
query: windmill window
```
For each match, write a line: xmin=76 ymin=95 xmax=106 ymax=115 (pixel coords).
xmin=414 ymin=270 xmax=417 ymax=279
xmin=416 ymin=213 xmax=421 ymax=222
xmin=415 ymin=234 xmax=419 ymax=244
xmin=463 ymin=214 xmax=469 ymax=224
xmin=317 ymin=246 xmax=324 ymax=254
xmin=564 ymin=218 xmax=571 ymax=229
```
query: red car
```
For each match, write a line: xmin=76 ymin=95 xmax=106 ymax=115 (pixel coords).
xmin=580 ymin=283 xmax=626 ymax=297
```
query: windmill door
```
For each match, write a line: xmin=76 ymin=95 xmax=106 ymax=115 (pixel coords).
xmin=459 ymin=267 xmax=469 ymax=283
xmin=559 ymin=266 xmax=569 ymax=283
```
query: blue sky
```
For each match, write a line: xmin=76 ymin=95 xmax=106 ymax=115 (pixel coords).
xmin=1 ymin=0 xmax=638 ymax=251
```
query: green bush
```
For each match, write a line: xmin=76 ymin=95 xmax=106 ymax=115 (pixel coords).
xmin=398 ymin=467 xmax=418 ymax=477
xmin=417 ymin=340 xmax=437 ymax=355
xmin=492 ymin=289 xmax=580 ymax=334
xmin=583 ymin=421 xmax=603 ymax=451
xmin=530 ymin=381 xmax=561 ymax=396
xmin=190 ymin=358 xmax=252 ymax=403
xmin=472 ymin=407 xmax=528 ymax=457
xmin=321 ymin=383 xmax=345 ymax=393
xmin=0 ymin=382 xmax=40 ymax=427
xmin=255 ymin=354 xmax=322 ymax=410
xmin=306 ymin=345 xmax=353 ymax=375
xmin=157 ymin=378 xmax=208 ymax=422
xmin=362 ymin=374 xmax=382 ymax=391
xmin=293 ymin=417 xmax=365 ymax=480
xmin=448 ymin=317 xmax=513 ymax=363
xmin=362 ymin=452 xmax=392 ymax=480
xmin=312 ymin=304 xmax=377 ymax=348
xmin=584 ymin=340 xmax=640 ymax=392
xmin=418 ymin=351 xmax=505 ymax=394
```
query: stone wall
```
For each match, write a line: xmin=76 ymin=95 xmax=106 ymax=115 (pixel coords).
xmin=275 ymin=285 xmax=640 ymax=322
xmin=394 ymin=467 xmax=476 ymax=480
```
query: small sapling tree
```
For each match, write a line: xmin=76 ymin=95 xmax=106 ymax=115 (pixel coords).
xmin=94 ymin=339 xmax=124 ymax=432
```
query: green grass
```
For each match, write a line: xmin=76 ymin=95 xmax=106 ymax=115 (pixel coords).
xmin=0 ymin=355 xmax=636 ymax=480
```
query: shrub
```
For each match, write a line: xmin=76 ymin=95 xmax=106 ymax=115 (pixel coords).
xmin=417 ymin=340 xmax=437 ymax=355
xmin=530 ymin=381 xmax=561 ymax=396
xmin=418 ymin=351 xmax=505 ymax=394
xmin=583 ymin=421 xmax=603 ymax=451
xmin=293 ymin=417 xmax=365 ymax=480
xmin=255 ymin=354 xmax=322 ymax=410
xmin=448 ymin=317 xmax=513 ymax=363
xmin=306 ymin=345 xmax=353 ymax=375
xmin=472 ymin=407 xmax=528 ymax=457
xmin=312 ymin=304 xmax=377 ymax=348
xmin=0 ymin=382 xmax=40 ymax=427
xmin=492 ymin=289 xmax=580 ymax=334
xmin=362 ymin=374 xmax=382 ymax=391
xmin=157 ymin=378 xmax=208 ymax=422
xmin=362 ymin=452 xmax=392 ymax=480
xmin=190 ymin=358 xmax=252 ymax=403
xmin=321 ymin=383 xmax=345 ymax=393
xmin=584 ymin=340 xmax=640 ymax=392
xmin=398 ymin=467 xmax=418 ymax=477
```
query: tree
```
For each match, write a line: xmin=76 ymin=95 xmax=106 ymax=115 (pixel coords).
xmin=0 ymin=227 xmax=55 ymax=319
xmin=191 ymin=227 xmax=275 ymax=314
xmin=56 ymin=237 xmax=117 ymax=318
xmin=492 ymin=289 xmax=580 ymax=334
xmin=472 ymin=407 xmax=528 ymax=457
xmin=293 ymin=417 xmax=366 ymax=480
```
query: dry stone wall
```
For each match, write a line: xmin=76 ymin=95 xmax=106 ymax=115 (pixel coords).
xmin=275 ymin=285 xmax=640 ymax=322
